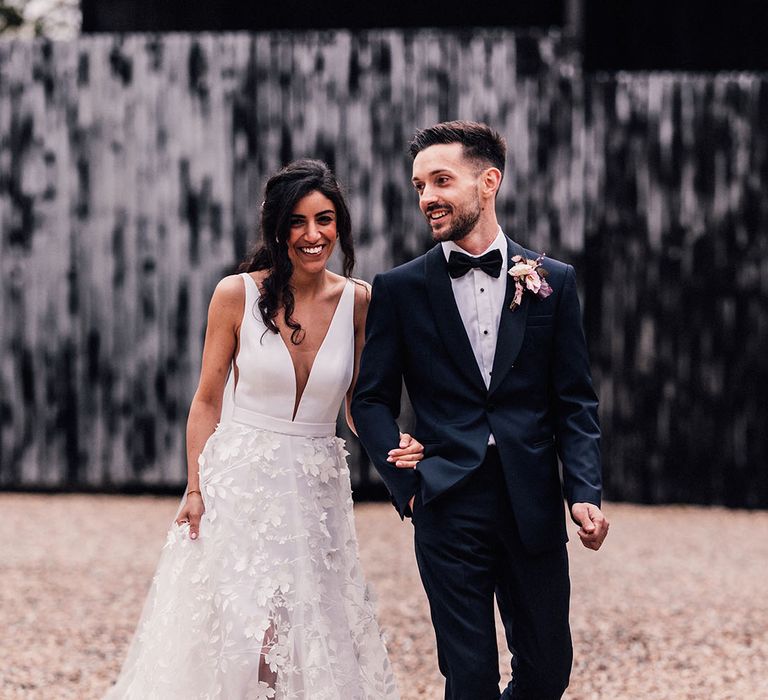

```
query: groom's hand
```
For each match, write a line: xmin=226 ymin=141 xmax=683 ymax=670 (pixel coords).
xmin=571 ymin=502 xmax=609 ymax=551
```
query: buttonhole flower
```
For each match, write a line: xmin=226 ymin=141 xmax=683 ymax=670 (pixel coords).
xmin=508 ymin=254 xmax=553 ymax=311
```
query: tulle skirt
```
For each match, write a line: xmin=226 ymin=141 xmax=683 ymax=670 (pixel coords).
xmin=104 ymin=421 xmax=398 ymax=700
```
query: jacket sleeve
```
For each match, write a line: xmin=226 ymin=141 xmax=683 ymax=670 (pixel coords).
xmin=551 ymin=265 xmax=603 ymax=509
xmin=351 ymin=273 xmax=419 ymax=518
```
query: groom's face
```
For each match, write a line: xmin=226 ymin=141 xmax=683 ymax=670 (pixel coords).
xmin=411 ymin=143 xmax=482 ymax=243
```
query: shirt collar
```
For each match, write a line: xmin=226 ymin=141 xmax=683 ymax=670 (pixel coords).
xmin=441 ymin=228 xmax=506 ymax=262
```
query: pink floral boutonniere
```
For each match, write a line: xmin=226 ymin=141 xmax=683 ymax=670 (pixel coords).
xmin=508 ymin=254 xmax=553 ymax=311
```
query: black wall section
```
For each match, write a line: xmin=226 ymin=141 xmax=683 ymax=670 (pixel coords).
xmin=584 ymin=0 xmax=768 ymax=71
xmin=82 ymin=0 xmax=768 ymax=71
xmin=81 ymin=1 xmax=565 ymax=32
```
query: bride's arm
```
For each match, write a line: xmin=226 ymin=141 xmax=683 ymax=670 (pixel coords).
xmin=177 ymin=275 xmax=243 ymax=540
xmin=345 ymin=279 xmax=371 ymax=436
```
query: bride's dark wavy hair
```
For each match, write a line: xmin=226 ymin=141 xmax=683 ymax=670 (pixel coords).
xmin=238 ymin=159 xmax=354 ymax=344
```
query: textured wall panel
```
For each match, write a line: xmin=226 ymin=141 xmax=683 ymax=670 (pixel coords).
xmin=0 ymin=30 xmax=580 ymax=490
xmin=2 ymin=33 xmax=766 ymax=506
xmin=584 ymin=74 xmax=768 ymax=506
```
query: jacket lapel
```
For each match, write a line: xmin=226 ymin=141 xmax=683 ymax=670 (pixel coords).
xmin=488 ymin=237 xmax=530 ymax=396
xmin=425 ymin=245 xmax=487 ymax=392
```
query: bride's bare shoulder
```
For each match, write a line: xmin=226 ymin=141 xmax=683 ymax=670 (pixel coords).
xmin=350 ymin=278 xmax=371 ymax=328
xmin=208 ymin=274 xmax=246 ymax=323
xmin=351 ymin=276 xmax=372 ymax=290
xmin=213 ymin=274 xmax=245 ymax=296
xmin=351 ymin=277 xmax=372 ymax=300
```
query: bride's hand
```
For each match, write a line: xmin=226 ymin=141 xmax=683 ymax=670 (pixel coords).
xmin=387 ymin=433 xmax=424 ymax=469
xmin=176 ymin=492 xmax=205 ymax=540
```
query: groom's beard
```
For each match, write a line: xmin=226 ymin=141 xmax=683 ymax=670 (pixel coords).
xmin=428 ymin=195 xmax=482 ymax=243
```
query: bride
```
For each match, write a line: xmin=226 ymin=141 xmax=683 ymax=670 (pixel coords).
xmin=105 ymin=160 xmax=423 ymax=699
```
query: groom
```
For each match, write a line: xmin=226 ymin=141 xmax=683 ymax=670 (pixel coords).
xmin=352 ymin=121 xmax=608 ymax=699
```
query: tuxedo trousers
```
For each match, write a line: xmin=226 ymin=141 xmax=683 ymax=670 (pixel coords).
xmin=412 ymin=446 xmax=572 ymax=700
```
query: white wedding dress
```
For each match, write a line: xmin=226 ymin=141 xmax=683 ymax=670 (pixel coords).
xmin=106 ymin=273 xmax=398 ymax=700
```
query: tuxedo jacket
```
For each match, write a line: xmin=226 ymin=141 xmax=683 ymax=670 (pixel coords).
xmin=351 ymin=236 xmax=602 ymax=554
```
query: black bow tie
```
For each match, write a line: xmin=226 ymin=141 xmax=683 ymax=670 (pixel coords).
xmin=447 ymin=249 xmax=503 ymax=279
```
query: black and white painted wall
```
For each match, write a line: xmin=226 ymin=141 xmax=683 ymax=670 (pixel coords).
xmin=1 ymin=30 xmax=766 ymax=505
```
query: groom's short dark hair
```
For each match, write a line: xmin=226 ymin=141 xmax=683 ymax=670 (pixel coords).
xmin=408 ymin=120 xmax=506 ymax=177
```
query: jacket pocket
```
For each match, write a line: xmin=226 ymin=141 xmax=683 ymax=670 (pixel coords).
xmin=526 ymin=314 xmax=553 ymax=327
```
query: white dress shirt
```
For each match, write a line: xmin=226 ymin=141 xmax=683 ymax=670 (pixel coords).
xmin=442 ymin=229 xmax=508 ymax=444
xmin=441 ymin=228 xmax=507 ymax=387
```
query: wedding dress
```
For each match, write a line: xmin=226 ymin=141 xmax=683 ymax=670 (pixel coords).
xmin=105 ymin=273 xmax=398 ymax=700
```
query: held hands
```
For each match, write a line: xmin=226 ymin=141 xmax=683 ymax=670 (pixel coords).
xmin=387 ymin=432 xmax=423 ymax=517
xmin=571 ymin=502 xmax=609 ymax=551
xmin=176 ymin=491 xmax=205 ymax=541
xmin=387 ymin=433 xmax=424 ymax=469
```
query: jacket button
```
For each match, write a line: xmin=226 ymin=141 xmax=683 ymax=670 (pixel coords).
xmin=486 ymin=402 xmax=496 ymax=412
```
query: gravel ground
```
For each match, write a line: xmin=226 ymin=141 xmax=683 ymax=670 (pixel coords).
xmin=1 ymin=494 xmax=767 ymax=699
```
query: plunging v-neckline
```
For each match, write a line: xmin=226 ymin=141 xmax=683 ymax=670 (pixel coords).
xmin=277 ymin=280 xmax=350 ymax=421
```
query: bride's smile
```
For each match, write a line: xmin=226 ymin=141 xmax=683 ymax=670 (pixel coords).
xmin=287 ymin=191 xmax=338 ymax=274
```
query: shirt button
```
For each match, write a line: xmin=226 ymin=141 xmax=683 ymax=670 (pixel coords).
xmin=480 ymin=288 xmax=485 ymax=292
xmin=483 ymin=330 xmax=489 ymax=335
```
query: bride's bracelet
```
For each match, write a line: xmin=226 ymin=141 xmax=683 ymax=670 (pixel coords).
xmin=187 ymin=489 xmax=202 ymax=497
